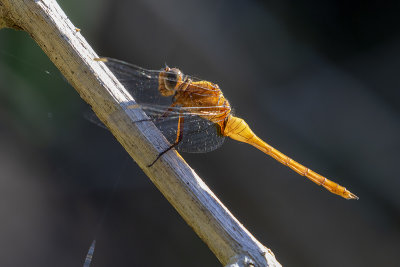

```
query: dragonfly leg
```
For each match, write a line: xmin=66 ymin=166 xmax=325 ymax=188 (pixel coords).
xmin=159 ymin=102 xmax=177 ymax=118
xmin=135 ymin=118 xmax=153 ymax=123
xmin=148 ymin=114 xmax=185 ymax=167
xmin=144 ymin=103 xmax=178 ymax=126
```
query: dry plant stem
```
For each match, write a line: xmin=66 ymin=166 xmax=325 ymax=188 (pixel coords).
xmin=0 ymin=0 xmax=282 ymax=266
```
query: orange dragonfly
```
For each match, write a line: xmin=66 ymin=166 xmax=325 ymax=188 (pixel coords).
xmin=100 ymin=58 xmax=358 ymax=200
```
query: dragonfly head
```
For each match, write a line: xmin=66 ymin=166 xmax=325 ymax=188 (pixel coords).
xmin=158 ymin=66 xmax=183 ymax=96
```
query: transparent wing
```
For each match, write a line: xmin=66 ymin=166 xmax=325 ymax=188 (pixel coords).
xmin=103 ymin=57 xmax=172 ymax=106
xmin=103 ymin=57 xmax=220 ymax=104
xmin=123 ymin=103 xmax=225 ymax=153
xmin=152 ymin=112 xmax=226 ymax=153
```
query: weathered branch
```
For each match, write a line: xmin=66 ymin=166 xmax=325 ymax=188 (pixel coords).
xmin=0 ymin=0 xmax=282 ymax=266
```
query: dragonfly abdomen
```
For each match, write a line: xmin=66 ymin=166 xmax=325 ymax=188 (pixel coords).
xmin=223 ymin=115 xmax=358 ymax=200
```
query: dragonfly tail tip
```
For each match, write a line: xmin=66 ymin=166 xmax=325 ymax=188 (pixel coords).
xmin=346 ymin=192 xmax=359 ymax=200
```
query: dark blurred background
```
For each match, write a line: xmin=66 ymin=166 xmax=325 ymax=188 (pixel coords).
xmin=0 ymin=0 xmax=399 ymax=266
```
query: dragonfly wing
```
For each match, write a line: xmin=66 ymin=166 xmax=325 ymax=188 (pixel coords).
xmin=103 ymin=58 xmax=173 ymax=106
xmin=137 ymin=106 xmax=226 ymax=153
xmin=176 ymin=115 xmax=225 ymax=153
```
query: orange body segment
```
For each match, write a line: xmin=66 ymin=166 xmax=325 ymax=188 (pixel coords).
xmin=223 ymin=115 xmax=358 ymax=200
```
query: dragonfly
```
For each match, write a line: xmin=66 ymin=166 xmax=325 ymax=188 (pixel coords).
xmin=97 ymin=57 xmax=358 ymax=200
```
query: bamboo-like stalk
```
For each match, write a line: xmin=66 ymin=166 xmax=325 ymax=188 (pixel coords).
xmin=0 ymin=1 xmax=282 ymax=266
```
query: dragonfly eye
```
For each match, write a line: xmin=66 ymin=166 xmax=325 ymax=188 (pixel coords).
xmin=164 ymin=68 xmax=182 ymax=90
xmin=158 ymin=67 xmax=183 ymax=96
